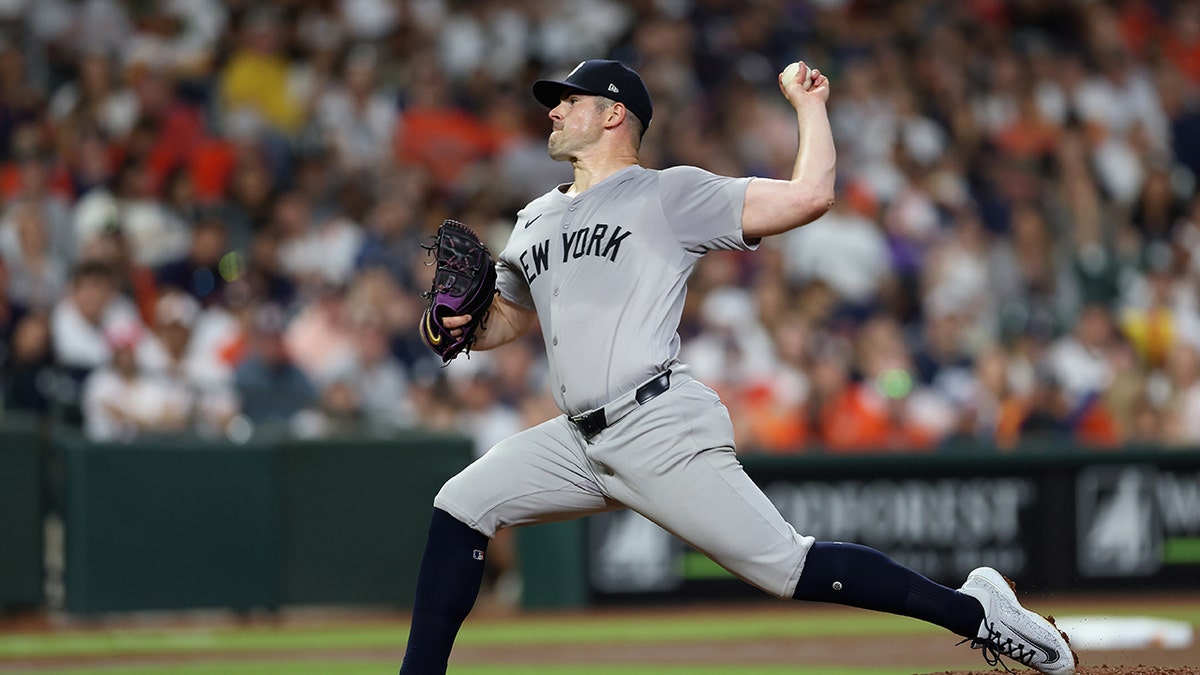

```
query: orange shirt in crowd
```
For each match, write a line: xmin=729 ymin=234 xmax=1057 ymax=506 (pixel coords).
xmin=396 ymin=107 xmax=501 ymax=187
xmin=1164 ymin=33 xmax=1200 ymax=84
xmin=816 ymin=385 xmax=936 ymax=453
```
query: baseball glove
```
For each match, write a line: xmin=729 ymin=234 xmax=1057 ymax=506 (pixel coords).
xmin=419 ymin=219 xmax=498 ymax=363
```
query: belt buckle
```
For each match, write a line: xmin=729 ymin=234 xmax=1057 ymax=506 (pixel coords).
xmin=571 ymin=409 xmax=606 ymax=438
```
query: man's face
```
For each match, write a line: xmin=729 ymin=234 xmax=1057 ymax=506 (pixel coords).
xmin=547 ymin=93 xmax=608 ymax=161
xmin=73 ymin=275 xmax=115 ymax=323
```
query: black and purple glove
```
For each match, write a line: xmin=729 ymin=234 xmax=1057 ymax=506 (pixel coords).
xmin=419 ymin=219 xmax=498 ymax=363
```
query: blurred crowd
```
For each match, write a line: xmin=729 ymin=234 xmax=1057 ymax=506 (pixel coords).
xmin=2 ymin=0 xmax=1200 ymax=454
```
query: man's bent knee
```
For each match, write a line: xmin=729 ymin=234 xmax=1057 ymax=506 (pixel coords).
xmin=432 ymin=473 xmax=498 ymax=538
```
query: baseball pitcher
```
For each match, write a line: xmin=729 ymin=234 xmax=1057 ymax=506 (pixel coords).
xmin=403 ymin=59 xmax=1075 ymax=675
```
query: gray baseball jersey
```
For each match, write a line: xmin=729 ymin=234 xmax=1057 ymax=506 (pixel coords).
xmin=435 ymin=164 xmax=815 ymax=598
xmin=496 ymin=164 xmax=754 ymax=414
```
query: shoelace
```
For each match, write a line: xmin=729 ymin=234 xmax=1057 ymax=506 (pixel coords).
xmin=957 ymin=620 xmax=1039 ymax=673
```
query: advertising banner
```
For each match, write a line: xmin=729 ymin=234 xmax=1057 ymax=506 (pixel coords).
xmin=1075 ymin=464 xmax=1200 ymax=583
xmin=586 ymin=452 xmax=1200 ymax=602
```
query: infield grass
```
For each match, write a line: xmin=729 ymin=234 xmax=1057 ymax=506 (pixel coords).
xmin=2 ymin=600 xmax=1198 ymax=675
xmin=5 ymin=601 xmax=1200 ymax=659
xmin=29 ymin=665 xmax=916 ymax=675
xmin=0 ymin=611 xmax=941 ymax=659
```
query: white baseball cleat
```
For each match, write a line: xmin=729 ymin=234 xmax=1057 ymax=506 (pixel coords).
xmin=957 ymin=567 xmax=1078 ymax=675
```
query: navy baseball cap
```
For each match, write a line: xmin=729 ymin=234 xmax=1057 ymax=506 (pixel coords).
xmin=533 ymin=60 xmax=653 ymax=130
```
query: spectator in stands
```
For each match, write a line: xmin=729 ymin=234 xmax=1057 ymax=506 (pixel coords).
xmin=395 ymin=56 xmax=501 ymax=190
xmin=0 ymin=41 xmax=44 ymax=160
xmin=81 ymin=320 xmax=191 ymax=442
xmin=218 ymin=8 xmax=305 ymax=137
xmin=0 ymin=257 xmax=28 ymax=350
xmin=161 ymin=167 xmax=203 ymax=239
xmin=62 ymin=128 xmax=115 ymax=198
xmin=921 ymin=208 xmax=997 ymax=345
xmin=778 ymin=179 xmax=892 ymax=314
xmin=51 ymin=260 xmax=143 ymax=375
xmin=113 ymin=157 xmax=192 ymax=268
xmin=737 ymin=310 xmax=811 ymax=454
xmin=960 ymin=345 xmax=1022 ymax=449
xmin=912 ymin=290 xmax=978 ymax=404
xmin=446 ymin=355 xmax=523 ymax=459
xmin=0 ymin=141 xmax=75 ymax=266
xmin=993 ymin=201 xmax=1073 ymax=340
xmin=1162 ymin=339 xmax=1200 ymax=444
xmin=236 ymin=226 xmax=296 ymax=307
xmin=77 ymin=227 xmax=158 ymax=326
xmin=233 ymin=303 xmax=319 ymax=431
xmin=1074 ymin=45 xmax=1169 ymax=207
xmin=1129 ymin=164 xmax=1187 ymax=244
xmin=1 ymin=200 xmax=68 ymax=310
xmin=285 ymin=282 xmax=357 ymax=386
xmin=1046 ymin=303 xmax=1118 ymax=406
xmin=345 ymin=310 xmax=416 ymax=433
xmin=47 ymin=48 xmax=138 ymax=142
xmin=803 ymin=335 xmax=895 ymax=453
xmin=217 ymin=7 xmax=304 ymax=188
xmin=274 ymin=189 xmax=364 ymax=292
xmin=140 ymin=291 xmax=238 ymax=438
xmin=354 ymin=170 xmax=429 ymax=292
xmin=857 ymin=314 xmax=954 ymax=450
xmin=155 ymin=216 xmax=232 ymax=307
xmin=1013 ymin=368 xmax=1074 ymax=443
xmin=2 ymin=311 xmax=53 ymax=414
xmin=1101 ymin=332 xmax=1151 ymax=442
xmin=217 ymin=152 xmax=276 ymax=251
xmin=309 ymin=374 xmax=365 ymax=438
xmin=1122 ymin=246 xmax=1198 ymax=370
xmin=315 ymin=43 xmax=396 ymax=173
xmin=403 ymin=367 xmax=462 ymax=436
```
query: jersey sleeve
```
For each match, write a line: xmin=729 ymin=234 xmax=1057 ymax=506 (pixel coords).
xmin=658 ymin=166 xmax=756 ymax=253
xmin=496 ymin=249 xmax=536 ymax=310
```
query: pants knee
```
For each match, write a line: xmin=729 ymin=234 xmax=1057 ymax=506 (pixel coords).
xmin=432 ymin=474 xmax=495 ymax=538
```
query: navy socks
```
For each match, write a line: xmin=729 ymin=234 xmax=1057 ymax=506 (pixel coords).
xmin=399 ymin=508 xmax=490 ymax=675
xmin=398 ymin=526 xmax=986 ymax=674
xmin=792 ymin=542 xmax=984 ymax=639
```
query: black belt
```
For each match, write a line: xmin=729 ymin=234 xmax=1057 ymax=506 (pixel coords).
xmin=569 ymin=371 xmax=671 ymax=439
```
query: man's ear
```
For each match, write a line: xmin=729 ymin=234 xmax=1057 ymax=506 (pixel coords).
xmin=604 ymin=102 xmax=627 ymax=130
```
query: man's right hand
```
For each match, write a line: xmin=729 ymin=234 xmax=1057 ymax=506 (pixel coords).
xmin=440 ymin=314 xmax=474 ymax=340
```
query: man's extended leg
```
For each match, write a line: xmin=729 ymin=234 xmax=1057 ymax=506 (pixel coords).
xmin=793 ymin=542 xmax=983 ymax=637
xmin=795 ymin=544 xmax=1075 ymax=673
xmin=399 ymin=508 xmax=489 ymax=675
xmin=590 ymin=382 xmax=1074 ymax=674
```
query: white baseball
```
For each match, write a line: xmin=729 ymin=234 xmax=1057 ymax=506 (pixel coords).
xmin=782 ymin=61 xmax=804 ymax=85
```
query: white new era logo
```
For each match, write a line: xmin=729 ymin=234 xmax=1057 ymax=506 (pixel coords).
xmin=608 ymin=83 xmax=620 ymax=93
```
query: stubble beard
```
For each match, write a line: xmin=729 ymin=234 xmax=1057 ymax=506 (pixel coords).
xmin=547 ymin=130 xmax=570 ymax=161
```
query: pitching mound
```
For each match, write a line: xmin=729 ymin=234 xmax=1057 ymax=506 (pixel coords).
xmin=926 ymin=662 xmax=1200 ymax=667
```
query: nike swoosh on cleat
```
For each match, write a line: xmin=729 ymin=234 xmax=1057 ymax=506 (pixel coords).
xmin=524 ymin=213 xmax=543 ymax=229
xmin=1010 ymin=624 xmax=1059 ymax=663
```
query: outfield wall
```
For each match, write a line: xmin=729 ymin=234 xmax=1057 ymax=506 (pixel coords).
xmin=3 ymin=429 xmax=1198 ymax=614
xmin=0 ymin=416 xmax=44 ymax=612
xmin=56 ymin=432 xmax=472 ymax=614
